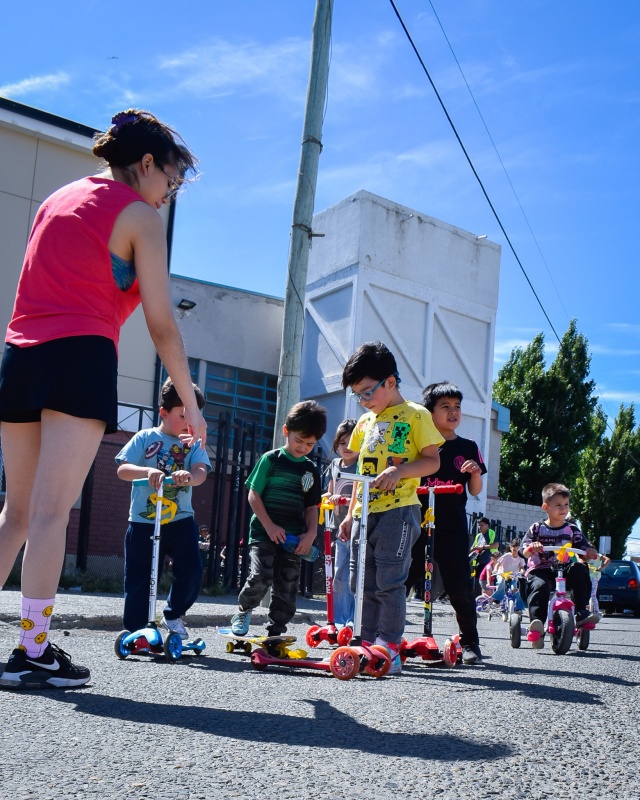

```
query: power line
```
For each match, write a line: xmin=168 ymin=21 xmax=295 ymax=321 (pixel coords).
xmin=426 ymin=0 xmax=572 ymax=325
xmin=388 ymin=0 xmax=561 ymax=344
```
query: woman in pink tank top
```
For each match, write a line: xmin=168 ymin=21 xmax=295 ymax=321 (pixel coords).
xmin=0 ymin=110 xmax=207 ymax=689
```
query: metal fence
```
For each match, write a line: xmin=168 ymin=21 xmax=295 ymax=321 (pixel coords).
xmin=2 ymin=416 xmax=521 ymax=595
xmin=67 ymin=412 xmax=330 ymax=597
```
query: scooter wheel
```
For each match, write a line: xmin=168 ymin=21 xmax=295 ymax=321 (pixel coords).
xmin=192 ymin=639 xmax=206 ymax=655
xmin=399 ymin=638 xmax=409 ymax=664
xmin=305 ymin=625 xmax=321 ymax=648
xmin=577 ymin=627 xmax=590 ymax=651
xmin=364 ymin=645 xmax=391 ymax=678
xmin=329 ymin=646 xmax=360 ymax=680
xmin=442 ymin=638 xmax=458 ymax=668
xmin=337 ymin=626 xmax=354 ymax=646
xmin=114 ymin=630 xmax=131 ymax=660
xmin=163 ymin=632 xmax=182 ymax=661
xmin=509 ymin=614 xmax=522 ymax=648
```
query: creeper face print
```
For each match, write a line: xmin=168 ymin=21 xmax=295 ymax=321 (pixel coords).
xmin=388 ymin=421 xmax=411 ymax=455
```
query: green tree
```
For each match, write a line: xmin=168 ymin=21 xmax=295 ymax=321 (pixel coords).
xmin=493 ymin=320 xmax=598 ymax=505
xmin=572 ymin=404 xmax=640 ymax=559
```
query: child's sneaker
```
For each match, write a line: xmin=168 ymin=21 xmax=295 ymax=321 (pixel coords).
xmin=375 ymin=639 xmax=402 ymax=676
xmin=528 ymin=619 xmax=545 ymax=649
xmin=386 ymin=651 xmax=402 ymax=676
xmin=576 ymin=610 xmax=598 ymax=626
xmin=461 ymin=643 xmax=483 ymax=665
xmin=231 ymin=608 xmax=252 ymax=636
xmin=0 ymin=643 xmax=90 ymax=690
xmin=162 ymin=615 xmax=188 ymax=640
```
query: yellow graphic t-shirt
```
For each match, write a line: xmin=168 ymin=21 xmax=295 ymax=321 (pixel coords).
xmin=348 ymin=400 xmax=444 ymax=517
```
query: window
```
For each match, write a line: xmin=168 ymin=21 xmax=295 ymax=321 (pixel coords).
xmin=204 ymin=361 xmax=277 ymax=453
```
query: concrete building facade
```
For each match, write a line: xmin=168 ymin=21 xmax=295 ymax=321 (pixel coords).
xmin=301 ymin=190 xmax=502 ymax=514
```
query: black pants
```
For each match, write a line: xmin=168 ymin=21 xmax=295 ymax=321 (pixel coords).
xmin=238 ymin=541 xmax=301 ymax=636
xmin=526 ymin=563 xmax=591 ymax=624
xmin=433 ymin=527 xmax=479 ymax=648
xmin=123 ymin=517 xmax=203 ymax=632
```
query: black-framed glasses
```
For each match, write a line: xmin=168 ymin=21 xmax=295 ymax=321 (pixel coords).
xmin=160 ymin=167 xmax=181 ymax=200
xmin=350 ymin=377 xmax=387 ymax=403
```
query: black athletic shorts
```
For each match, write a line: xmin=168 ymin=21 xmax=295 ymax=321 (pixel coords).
xmin=0 ymin=335 xmax=118 ymax=434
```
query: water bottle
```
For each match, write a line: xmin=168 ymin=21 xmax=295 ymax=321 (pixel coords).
xmin=282 ymin=534 xmax=319 ymax=562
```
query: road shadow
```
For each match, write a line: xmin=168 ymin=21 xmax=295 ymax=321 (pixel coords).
xmin=45 ymin=693 xmax=511 ymax=762
xmin=399 ymin=659 xmax=638 ymax=705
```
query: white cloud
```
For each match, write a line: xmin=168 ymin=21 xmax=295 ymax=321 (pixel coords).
xmin=603 ymin=322 xmax=640 ymax=336
xmin=597 ymin=390 xmax=640 ymax=404
xmin=0 ymin=72 xmax=70 ymax=98
xmin=158 ymin=38 xmax=310 ymax=105
xmin=590 ymin=344 xmax=640 ymax=356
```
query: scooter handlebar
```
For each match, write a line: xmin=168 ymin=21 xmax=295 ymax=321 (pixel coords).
xmin=319 ymin=497 xmax=348 ymax=508
xmin=132 ymin=476 xmax=175 ymax=487
xmin=541 ymin=545 xmax=586 ymax=556
xmin=417 ymin=484 xmax=463 ymax=495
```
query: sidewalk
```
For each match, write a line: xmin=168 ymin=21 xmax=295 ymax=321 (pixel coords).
xmin=0 ymin=587 xmax=327 ymax=632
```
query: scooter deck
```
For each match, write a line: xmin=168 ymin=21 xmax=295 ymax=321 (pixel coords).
xmin=250 ymin=648 xmax=332 ymax=672
xmin=218 ymin=629 xmax=302 ymax=657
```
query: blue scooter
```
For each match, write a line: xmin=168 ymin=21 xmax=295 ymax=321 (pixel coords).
xmin=114 ymin=476 xmax=206 ymax=662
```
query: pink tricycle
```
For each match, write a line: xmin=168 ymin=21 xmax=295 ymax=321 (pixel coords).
xmin=510 ymin=545 xmax=596 ymax=655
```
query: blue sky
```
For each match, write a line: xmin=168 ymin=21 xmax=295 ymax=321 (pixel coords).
xmin=2 ymin=1 xmax=639 ymax=549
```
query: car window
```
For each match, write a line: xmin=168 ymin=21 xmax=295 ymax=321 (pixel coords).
xmin=612 ymin=566 xmax=631 ymax=577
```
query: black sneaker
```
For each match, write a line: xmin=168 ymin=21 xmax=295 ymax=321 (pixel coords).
xmin=0 ymin=643 xmax=91 ymax=690
xmin=461 ymin=643 xmax=484 ymax=665
xmin=576 ymin=610 xmax=598 ymax=626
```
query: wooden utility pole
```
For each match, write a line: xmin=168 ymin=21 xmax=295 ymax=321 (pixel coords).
xmin=272 ymin=0 xmax=333 ymax=446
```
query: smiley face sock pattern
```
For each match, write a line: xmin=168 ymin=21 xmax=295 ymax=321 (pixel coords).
xmin=19 ymin=596 xmax=55 ymax=657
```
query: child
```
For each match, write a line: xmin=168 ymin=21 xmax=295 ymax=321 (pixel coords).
xmin=491 ymin=539 xmax=526 ymax=611
xmin=324 ymin=419 xmax=358 ymax=628
xmin=115 ymin=379 xmax=211 ymax=639
xmin=479 ymin=551 xmax=500 ymax=594
xmin=338 ymin=342 xmax=443 ymax=676
xmin=470 ymin=518 xmax=499 ymax=596
xmin=420 ymin=381 xmax=487 ymax=665
xmin=521 ymin=483 xmax=598 ymax=648
xmin=230 ymin=400 xmax=327 ymax=637
xmin=582 ymin=551 xmax=610 ymax=619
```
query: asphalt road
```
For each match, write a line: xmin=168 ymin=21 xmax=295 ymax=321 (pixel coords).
xmin=1 ymin=590 xmax=639 ymax=800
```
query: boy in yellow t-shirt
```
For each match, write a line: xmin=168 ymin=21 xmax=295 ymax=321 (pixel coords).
xmin=339 ymin=341 xmax=443 ymax=675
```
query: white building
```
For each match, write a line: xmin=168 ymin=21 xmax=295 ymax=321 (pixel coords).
xmin=302 ymin=190 xmax=501 ymax=514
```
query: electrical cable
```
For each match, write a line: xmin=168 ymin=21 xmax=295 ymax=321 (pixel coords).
xmin=388 ymin=0 xmax=561 ymax=344
xmin=426 ymin=0 xmax=572 ymax=325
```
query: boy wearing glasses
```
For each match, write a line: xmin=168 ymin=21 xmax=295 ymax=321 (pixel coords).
xmin=338 ymin=341 xmax=443 ymax=675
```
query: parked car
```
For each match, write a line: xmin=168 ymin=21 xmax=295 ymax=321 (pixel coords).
xmin=597 ymin=559 xmax=640 ymax=617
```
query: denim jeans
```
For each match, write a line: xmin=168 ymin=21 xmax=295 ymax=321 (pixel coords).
xmin=123 ymin=517 xmax=203 ymax=633
xmin=333 ymin=535 xmax=355 ymax=625
xmin=349 ymin=505 xmax=420 ymax=645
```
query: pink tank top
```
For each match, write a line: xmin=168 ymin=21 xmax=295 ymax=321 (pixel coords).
xmin=6 ymin=176 xmax=143 ymax=351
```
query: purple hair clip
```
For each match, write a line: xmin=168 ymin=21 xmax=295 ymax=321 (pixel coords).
xmin=111 ymin=111 xmax=137 ymax=133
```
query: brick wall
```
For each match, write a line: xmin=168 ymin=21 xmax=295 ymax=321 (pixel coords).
xmin=485 ymin=497 xmax=542 ymax=538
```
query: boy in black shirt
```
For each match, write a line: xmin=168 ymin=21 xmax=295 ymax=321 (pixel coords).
xmin=415 ymin=382 xmax=486 ymax=665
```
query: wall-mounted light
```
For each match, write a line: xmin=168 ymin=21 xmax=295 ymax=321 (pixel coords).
xmin=177 ymin=298 xmax=196 ymax=311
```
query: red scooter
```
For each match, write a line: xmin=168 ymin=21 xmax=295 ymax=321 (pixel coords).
xmin=305 ymin=497 xmax=354 ymax=649
xmin=251 ymin=473 xmax=391 ymax=679
xmin=400 ymin=484 xmax=464 ymax=668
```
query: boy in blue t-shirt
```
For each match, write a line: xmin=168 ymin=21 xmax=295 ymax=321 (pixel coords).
xmin=115 ymin=379 xmax=210 ymax=640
